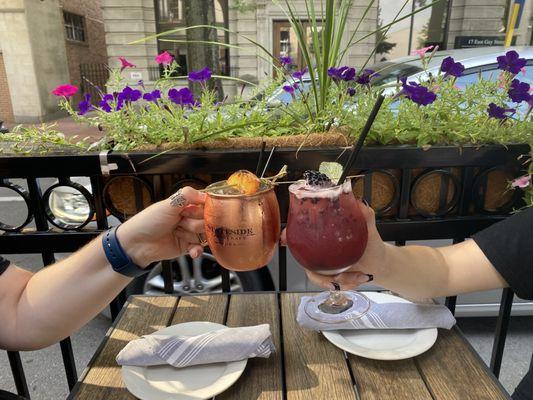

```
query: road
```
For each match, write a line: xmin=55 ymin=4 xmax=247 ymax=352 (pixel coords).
xmin=0 ymin=178 xmax=110 ymax=400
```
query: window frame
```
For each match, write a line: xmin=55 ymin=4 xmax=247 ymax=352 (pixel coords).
xmin=63 ymin=11 xmax=86 ymax=43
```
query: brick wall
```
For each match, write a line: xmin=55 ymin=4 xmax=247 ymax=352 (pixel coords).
xmin=0 ymin=53 xmax=14 ymax=123
xmin=59 ymin=0 xmax=107 ymax=101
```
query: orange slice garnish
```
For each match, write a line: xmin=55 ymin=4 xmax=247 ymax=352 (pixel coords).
xmin=227 ymin=170 xmax=261 ymax=195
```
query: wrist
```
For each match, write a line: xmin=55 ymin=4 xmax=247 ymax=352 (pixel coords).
xmin=115 ymin=225 xmax=152 ymax=268
xmin=377 ymin=242 xmax=397 ymax=280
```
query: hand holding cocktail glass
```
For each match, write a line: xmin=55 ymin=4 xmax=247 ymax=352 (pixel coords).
xmin=203 ymin=94 xmax=385 ymax=321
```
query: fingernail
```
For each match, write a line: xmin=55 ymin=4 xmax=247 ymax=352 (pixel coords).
xmin=366 ymin=274 xmax=374 ymax=282
xmin=191 ymin=249 xmax=200 ymax=258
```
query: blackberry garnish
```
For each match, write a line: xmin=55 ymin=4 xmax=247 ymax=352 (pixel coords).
xmin=304 ymin=170 xmax=333 ymax=187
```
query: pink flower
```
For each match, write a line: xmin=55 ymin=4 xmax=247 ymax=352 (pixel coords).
xmin=155 ymin=51 xmax=174 ymax=66
xmin=511 ymin=175 xmax=531 ymax=188
xmin=497 ymin=73 xmax=506 ymax=89
xmin=410 ymin=45 xmax=434 ymax=58
xmin=521 ymin=67 xmax=527 ymax=76
xmin=118 ymin=57 xmax=136 ymax=71
xmin=52 ymin=84 xmax=78 ymax=98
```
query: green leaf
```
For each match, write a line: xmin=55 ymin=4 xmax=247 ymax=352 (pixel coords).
xmin=319 ymin=161 xmax=343 ymax=184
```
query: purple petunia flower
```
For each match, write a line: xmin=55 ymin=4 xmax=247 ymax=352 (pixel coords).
xmin=98 ymin=94 xmax=114 ymax=113
xmin=292 ymin=68 xmax=308 ymax=80
xmin=355 ymin=69 xmax=379 ymax=85
xmin=399 ymin=77 xmax=437 ymax=106
xmin=168 ymin=87 xmax=196 ymax=106
xmin=188 ymin=67 xmax=212 ymax=82
xmin=115 ymin=86 xmax=142 ymax=110
xmin=497 ymin=50 xmax=527 ymax=75
xmin=328 ymin=66 xmax=356 ymax=82
xmin=143 ymin=89 xmax=161 ymax=103
xmin=508 ymin=79 xmax=531 ymax=103
xmin=440 ymin=56 xmax=465 ymax=78
xmin=118 ymin=86 xmax=142 ymax=102
xmin=283 ymin=82 xmax=299 ymax=95
xmin=347 ymin=87 xmax=356 ymax=96
xmin=487 ymin=103 xmax=515 ymax=120
xmin=77 ymin=93 xmax=93 ymax=115
xmin=279 ymin=56 xmax=293 ymax=66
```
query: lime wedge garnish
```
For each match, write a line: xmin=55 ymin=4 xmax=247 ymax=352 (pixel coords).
xmin=319 ymin=162 xmax=343 ymax=184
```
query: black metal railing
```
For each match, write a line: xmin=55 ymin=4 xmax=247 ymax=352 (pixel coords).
xmin=0 ymin=143 xmax=529 ymax=397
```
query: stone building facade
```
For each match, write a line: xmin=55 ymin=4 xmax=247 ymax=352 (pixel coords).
xmin=103 ymin=0 xmax=532 ymax=96
xmin=102 ymin=0 xmax=378 ymax=96
xmin=0 ymin=0 xmax=107 ymax=123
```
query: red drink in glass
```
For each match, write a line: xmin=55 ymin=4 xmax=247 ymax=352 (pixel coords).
xmin=286 ymin=179 xmax=368 ymax=275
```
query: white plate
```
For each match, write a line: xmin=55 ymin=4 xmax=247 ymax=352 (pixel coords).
xmin=322 ymin=292 xmax=438 ymax=360
xmin=121 ymin=321 xmax=247 ymax=400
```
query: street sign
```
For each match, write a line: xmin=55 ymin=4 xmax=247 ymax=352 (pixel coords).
xmin=454 ymin=36 xmax=516 ymax=49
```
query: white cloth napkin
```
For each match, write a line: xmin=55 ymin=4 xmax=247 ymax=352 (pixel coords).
xmin=297 ymin=292 xmax=456 ymax=331
xmin=116 ymin=324 xmax=274 ymax=368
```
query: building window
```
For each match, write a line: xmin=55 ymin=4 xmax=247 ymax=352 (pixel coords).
xmin=64 ymin=11 xmax=86 ymax=42
xmin=157 ymin=0 xmax=184 ymax=23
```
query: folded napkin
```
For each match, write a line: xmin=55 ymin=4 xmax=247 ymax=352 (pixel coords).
xmin=116 ymin=324 xmax=274 ymax=368
xmin=297 ymin=292 xmax=456 ymax=331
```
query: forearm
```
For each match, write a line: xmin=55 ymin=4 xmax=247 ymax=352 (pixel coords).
xmin=373 ymin=243 xmax=451 ymax=299
xmin=9 ymin=237 xmax=131 ymax=350
xmin=374 ymin=241 xmax=508 ymax=299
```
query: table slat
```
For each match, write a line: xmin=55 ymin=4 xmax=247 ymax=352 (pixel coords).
xmin=218 ymin=293 xmax=283 ymax=400
xmin=281 ymin=293 xmax=357 ymax=400
xmin=416 ymin=329 xmax=510 ymax=400
xmin=170 ymin=294 xmax=228 ymax=325
xmin=348 ymin=357 xmax=432 ymax=400
xmin=74 ymin=296 xmax=177 ymax=400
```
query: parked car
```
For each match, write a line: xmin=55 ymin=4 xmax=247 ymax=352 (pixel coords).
xmin=265 ymin=46 xmax=533 ymax=110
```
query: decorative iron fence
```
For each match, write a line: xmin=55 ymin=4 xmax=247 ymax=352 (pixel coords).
xmin=79 ymin=64 xmax=110 ymax=101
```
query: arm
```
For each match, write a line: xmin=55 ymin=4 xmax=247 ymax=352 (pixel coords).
xmin=300 ymin=205 xmax=509 ymax=299
xmin=0 ymin=187 xmax=206 ymax=351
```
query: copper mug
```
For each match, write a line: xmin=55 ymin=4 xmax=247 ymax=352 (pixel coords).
xmin=204 ymin=182 xmax=281 ymax=271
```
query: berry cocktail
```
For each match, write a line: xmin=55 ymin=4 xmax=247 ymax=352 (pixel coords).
xmin=287 ymin=171 xmax=368 ymax=274
xmin=287 ymin=170 xmax=370 ymax=317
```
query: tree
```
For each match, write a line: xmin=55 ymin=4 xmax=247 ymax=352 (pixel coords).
xmin=183 ymin=0 xmax=224 ymax=100
xmin=375 ymin=6 xmax=397 ymax=57
xmin=376 ymin=29 xmax=397 ymax=55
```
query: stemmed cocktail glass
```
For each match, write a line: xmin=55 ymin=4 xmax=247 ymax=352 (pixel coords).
xmin=286 ymin=174 xmax=371 ymax=322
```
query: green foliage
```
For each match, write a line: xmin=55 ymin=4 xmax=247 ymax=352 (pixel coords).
xmin=1 ymin=0 xmax=532 ymax=203
xmin=230 ymin=0 xmax=256 ymax=13
xmin=0 ymin=124 xmax=88 ymax=154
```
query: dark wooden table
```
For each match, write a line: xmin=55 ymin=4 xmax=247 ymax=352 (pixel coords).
xmin=68 ymin=293 xmax=510 ymax=400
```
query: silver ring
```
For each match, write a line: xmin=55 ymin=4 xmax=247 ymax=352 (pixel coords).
xmin=170 ymin=189 xmax=187 ymax=208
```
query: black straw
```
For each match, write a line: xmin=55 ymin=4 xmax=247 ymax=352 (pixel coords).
xmin=338 ymin=94 xmax=385 ymax=184
xmin=255 ymin=141 xmax=267 ymax=176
